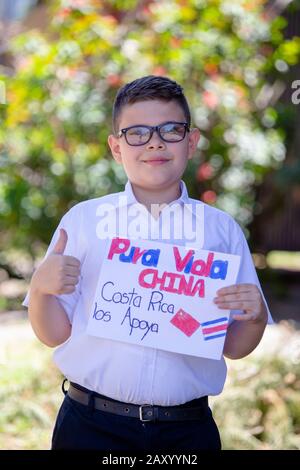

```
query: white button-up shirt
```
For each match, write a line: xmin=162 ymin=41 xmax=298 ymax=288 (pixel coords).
xmin=23 ymin=181 xmax=272 ymax=406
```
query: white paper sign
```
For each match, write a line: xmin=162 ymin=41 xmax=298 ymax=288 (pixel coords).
xmin=87 ymin=237 xmax=241 ymax=360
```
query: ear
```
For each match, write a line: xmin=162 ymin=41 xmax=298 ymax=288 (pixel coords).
xmin=187 ymin=128 xmax=200 ymax=160
xmin=108 ymin=134 xmax=122 ymax=164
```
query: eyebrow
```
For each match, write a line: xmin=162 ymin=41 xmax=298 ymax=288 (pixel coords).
xmin=120 ymin=121 xmax=186 ymax=129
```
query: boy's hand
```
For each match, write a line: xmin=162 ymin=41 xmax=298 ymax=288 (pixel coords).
xmin=31 ymin=229 xmax=81 ymax=296
xmin=214 ymin=283 xmax=268 ymax=324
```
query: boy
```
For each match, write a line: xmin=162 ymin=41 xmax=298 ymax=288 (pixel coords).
xmin=23 ymin=75 xmax=271 ymax=451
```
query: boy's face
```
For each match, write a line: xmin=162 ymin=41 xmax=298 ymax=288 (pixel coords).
xmin=108 ymin=99 xmax=200 ymax=194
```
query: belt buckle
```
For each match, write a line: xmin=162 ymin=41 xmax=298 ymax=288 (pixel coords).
xmin=139 ymin=404 xmax=155 ymax=422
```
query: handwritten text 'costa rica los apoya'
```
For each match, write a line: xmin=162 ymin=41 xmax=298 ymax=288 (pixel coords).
xmin=107 ymin=237 xmax=228 ymax=298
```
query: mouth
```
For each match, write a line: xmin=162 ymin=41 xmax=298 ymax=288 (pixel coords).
xmin=142 ymin=157 xmax=171 ymax=165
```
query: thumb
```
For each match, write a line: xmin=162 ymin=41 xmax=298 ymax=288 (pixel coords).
xmin=52 ymin=228 xmax=68 ymax=255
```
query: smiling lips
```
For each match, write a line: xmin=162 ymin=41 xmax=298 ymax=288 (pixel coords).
xmin=143 ymin=157 xmax=171 ymax=165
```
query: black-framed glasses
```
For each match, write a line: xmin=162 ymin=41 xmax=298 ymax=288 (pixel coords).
xmin=117 ymin=121 xmax=190 ymax=146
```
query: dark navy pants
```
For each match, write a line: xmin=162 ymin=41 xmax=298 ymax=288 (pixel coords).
xmin=51 ymin=392 xmax=221 ymax=451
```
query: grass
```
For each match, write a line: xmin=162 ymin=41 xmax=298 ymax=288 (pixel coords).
xmin=266 ymin=251 xmax=300 ymax=271
xmin=1 ymin=320 xmax=300 ymax=450
xmin=0 ymin=326 xmax=62 ymax=450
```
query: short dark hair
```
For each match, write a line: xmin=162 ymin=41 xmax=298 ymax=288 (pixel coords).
xmin=112 ymin=75 xmax=191 ymax=134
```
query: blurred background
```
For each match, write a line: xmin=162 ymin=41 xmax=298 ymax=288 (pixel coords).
xmin=0 ymin=0 xmax=299 ymax=450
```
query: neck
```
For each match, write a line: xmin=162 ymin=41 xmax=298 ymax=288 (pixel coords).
xmin=130 ymin=182 xmax=182 ymax=214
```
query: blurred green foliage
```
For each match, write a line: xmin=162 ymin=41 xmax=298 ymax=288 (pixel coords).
xmin=212 ymin=325 xmax=300 ymax=449
xmin=0 ymin=0 xmax=299 ymax=271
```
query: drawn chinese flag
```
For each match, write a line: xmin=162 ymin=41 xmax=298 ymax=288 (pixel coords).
xmin=170 ymin=308 xmax=200 ymax=337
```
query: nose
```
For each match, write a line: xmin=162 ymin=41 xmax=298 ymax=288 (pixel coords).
xmin=146 ymin=130 xmax=166 ymax=150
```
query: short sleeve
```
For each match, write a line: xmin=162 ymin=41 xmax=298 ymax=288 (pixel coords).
xmin=22 ymin=205 xmax=85 ymax=323
xmin=228 ymin=219 xmax=273 ymax=325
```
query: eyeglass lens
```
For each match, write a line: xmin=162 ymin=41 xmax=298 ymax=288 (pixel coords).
xmin=125 ymin=122 xmax=187 ymax=145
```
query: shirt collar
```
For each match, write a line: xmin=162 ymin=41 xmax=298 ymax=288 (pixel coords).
xmin=123 ymin=180 xmax=190 ymax=207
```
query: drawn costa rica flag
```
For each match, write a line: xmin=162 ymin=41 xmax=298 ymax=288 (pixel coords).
xmin=201 ymin=317 xmax=228 ymax=341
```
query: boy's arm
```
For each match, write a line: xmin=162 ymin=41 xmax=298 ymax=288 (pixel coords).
xmin=214 ymin=284 xmax=268 ymax=360
xmin=28 ymin=229 xmax=81 ymax=348
xmin=28 ymin=288 xmax=72 ymax=348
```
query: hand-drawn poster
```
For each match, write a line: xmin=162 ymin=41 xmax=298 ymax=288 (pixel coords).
xmin=87 ymin=237 xmax=241 ymax=359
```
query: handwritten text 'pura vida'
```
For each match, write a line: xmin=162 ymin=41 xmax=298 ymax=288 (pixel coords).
xmin=107 ymin=237 xmax=228 ymax=298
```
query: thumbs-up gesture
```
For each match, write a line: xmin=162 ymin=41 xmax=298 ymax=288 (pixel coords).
xmin=31 ymin=229 xmax=81 ymax=296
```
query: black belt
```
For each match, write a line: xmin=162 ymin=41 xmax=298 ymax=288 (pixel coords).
xmin=66 ymin=382 xmax=209 ymax=422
